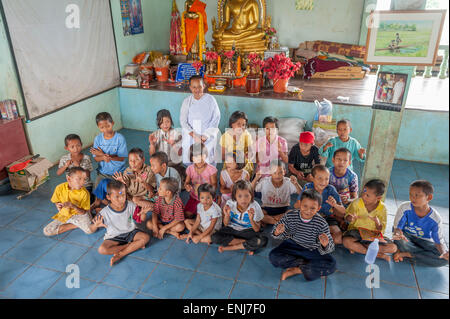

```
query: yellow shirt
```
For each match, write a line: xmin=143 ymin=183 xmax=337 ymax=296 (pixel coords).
xmin=51 ymin=182 xmax=90 ymax=223
xmin=220 ymin=130 xmax=254 ymax=176
xmin=345 ymin=198 xmax=387 ymax=234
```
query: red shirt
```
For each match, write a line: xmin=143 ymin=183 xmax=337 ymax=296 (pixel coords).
xmin=154 ymin=195 xmax=185 ymax=223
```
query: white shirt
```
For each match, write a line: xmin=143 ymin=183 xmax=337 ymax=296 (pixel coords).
xmin=392 ymin=80 xmax=405 ymax=104
xmin=100 ymin=201 xmax=136 ymax=240
xmin=196 ymin=201 xmax=222 ymax=231
xmin=255 ymin=177 xmax=297 ymax=208
xmin=225 ymin=199 xmax=264 ymax=231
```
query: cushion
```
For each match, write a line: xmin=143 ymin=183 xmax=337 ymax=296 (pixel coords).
xmin=277 ymin=117 xmax=307 ymax=151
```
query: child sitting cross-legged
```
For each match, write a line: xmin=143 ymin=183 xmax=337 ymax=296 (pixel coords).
xmin=288 ymin=131 xmax=321 ymax=186
xmin=343 ymin=179 xmax=397 ymax=262
xmin=145 ymin=177 xmax=185 ymax=239
xmin=43 ymin=167 xmax=93 ymax=237
xmin=329 ymin=148 xmax=359 ymax=207
xmin=112 ymin=147 xmax=156 ymax=211
xmin=181 ymin=183 xmax=222 ymax=244
xmin=212 ymin=180 xmax=268 ymax=255
xmin=269 ymin=189 xmax=336 ymax=282
xmin=220 ymin=152 xmax=250 ymax=208
xmin=252 ymin=160 xmax=302 ymax=225
xmin=294 ymin=165 xmax=346 ymax=244
xmin=392 ymin=180 xmax=449 ymax=266
xmin=90 ymin=180 xmax=150 ymax=266
xmin=184 ymin=143 xmax=218 ymax=219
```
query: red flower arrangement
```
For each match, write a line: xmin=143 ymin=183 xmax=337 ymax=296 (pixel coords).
xmin=205 ymin=51 xmax=219 ymax=61
xmin=247 ymin=53 xmax=265 ymax=76
xmin=192 ymin=61 xmax=203 ymax=73
xmin=264 ymin=27 xmax=277 ymax=37
xmin=263 ymin=54 xmax=302 ymax=80
xmin=223 ymin=50 xmax=235 ymax=60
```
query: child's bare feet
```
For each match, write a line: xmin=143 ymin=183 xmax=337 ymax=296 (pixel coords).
xmin=110 ymin=253 xmax=123 ymax=266
xmin=179 ymin=233 xmax=189 ymax=240
xmin=393 ymin=251 xmax=411 ymax=263
xmin=376 ymin=252 xmax=391 ymax=262
xmin=247 ymin=251 xmax=254 ymax=256
xmin=218 ymin=246 xmax=225 ymax=253
xmin=349 ymin=250 xmax=355 ymax=254
xmin=168 ymin=231 xmax=181 ymax=239
xmin=281 ymin=267 xmax=302 ymax=280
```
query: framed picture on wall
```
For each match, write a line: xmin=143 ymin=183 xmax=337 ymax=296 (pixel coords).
xmin=365 ymin=10 xmax=446 ymax=66
xmin=372 ymin=72 xmax=408 ymax=112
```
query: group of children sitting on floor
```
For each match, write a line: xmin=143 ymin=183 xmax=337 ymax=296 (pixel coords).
xmin=42 ymin=109 xmax=449 ymax=282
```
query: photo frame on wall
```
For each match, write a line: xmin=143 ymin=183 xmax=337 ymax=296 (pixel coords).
xmin=365 ymin=10 xmax=446 ymax=66
xmin=372 ymin=72 xmax=408 ymax=112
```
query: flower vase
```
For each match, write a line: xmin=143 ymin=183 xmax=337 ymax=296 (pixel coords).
xmin=273 ymin=78 xmax=289 ymax=93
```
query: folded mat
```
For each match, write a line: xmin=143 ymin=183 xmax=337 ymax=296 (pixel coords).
xmin=303 ymin=57 xmax=352 ymax=79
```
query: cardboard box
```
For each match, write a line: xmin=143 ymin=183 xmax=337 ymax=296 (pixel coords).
xmin=7 ymin=155 xmax=53 ymax=192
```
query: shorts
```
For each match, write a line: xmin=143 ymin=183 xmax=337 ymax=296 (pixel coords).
xmin=343 ymin=229 xmax=393 ymax=245
xmin=109 ymin=229 xmax=140 ymax=245
xmin=262 ymin=206 xmax=290 ymax=216
xmin=43 ymin=213 xmax=93 ymax=236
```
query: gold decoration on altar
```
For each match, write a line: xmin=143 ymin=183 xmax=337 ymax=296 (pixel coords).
xmin=295 ymin=0 xmax=314 ymax=10
xmin=212 ymin=0 xmax=269 ymax=54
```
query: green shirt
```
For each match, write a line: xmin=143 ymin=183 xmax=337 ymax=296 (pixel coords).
xmin=319 ymin=136 xmax=365 ymax=171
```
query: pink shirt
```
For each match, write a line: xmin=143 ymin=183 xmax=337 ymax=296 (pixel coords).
xmin=186 ymin=164 xmax=218 ymax=199
xmin=256 ymin=136 xmax=288 ymax=176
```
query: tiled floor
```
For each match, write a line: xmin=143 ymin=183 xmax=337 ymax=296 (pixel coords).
xmin=0 ymin=128 xmax=448 ymax=299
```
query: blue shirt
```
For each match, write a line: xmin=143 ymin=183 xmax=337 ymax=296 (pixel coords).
xmin=394 ymin=202 xmax=446 ymax=247
xmin=299 ymin=183 xmax=342 ymax=217
xmin=93 ymin=178 xmax=112 ymax=200
xmin=319 ymin=136 xmax=365 ymax=171
xmin=93 ymin=132 xmax=128 ymax=175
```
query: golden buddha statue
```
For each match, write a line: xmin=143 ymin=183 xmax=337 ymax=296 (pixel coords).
xmin=212 ymin=0 xmax=269 ymax=54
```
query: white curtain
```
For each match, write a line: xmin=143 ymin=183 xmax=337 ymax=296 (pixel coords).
xmin=2 ymin=0 xmax=120 ymax=119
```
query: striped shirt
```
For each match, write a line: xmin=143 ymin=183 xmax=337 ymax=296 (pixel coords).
xmin=153 ymin=195 xmax=185 ymax=223
xmin=272 ymin=210 xmax=335 ymax=255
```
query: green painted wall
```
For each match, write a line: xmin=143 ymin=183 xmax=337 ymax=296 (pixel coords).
xmin=0 ymin=10 xmax=123 ymax=164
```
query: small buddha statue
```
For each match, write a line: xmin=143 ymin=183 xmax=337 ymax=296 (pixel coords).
xmin=212 ymin=0 xmax=268 ymax=54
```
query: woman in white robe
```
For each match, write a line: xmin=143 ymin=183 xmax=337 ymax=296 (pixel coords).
xmin=180 ymin=76 xmax=221 ymax=166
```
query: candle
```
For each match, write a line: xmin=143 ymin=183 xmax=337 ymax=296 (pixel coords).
xmin=237 ymin=56 xmax=241 ymax=76
xmin=217 ymin=56 xmax=221 ymax=75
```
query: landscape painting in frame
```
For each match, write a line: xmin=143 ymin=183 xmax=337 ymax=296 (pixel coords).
xmin=365 ymin=10 xmax=446 ymax=65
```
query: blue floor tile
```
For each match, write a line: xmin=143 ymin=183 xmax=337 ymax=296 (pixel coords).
xmin=161 ymin=240 xmax=208 ymax=271
xmin=135 ymin=293 xmax=158 ymax=299
xmin=88 ymin=284 xmax=135 ymax=299
xmin=0 ymin=204 xmax=28 ymax=227
xmin=62 ymin=227 xmax=105 ymax=248
xmin=130 ymin=237 xmax=174 ymax=262
xmin=230 ymin=281 xmax=277 ymax=299
xmin=8 ymin=210 xmax=53 ymax=234
xmin=2 ymin=266 xmax=62 ymax=298
xmin=35 ymin=241 xmax=89 ymax=272
xmin=376 ymin=259 xmax=417 ymax=287
xmin=197 ymin=246 xmax=245 ymax=280
xmin=237 ymin=255 xmax=282 ymax=289
xmin=74 ymin=249 xmax=113 ymax=282
xmin=279 ymin=275 xmax=325 ymax=299
xmin=42 ymin=277 xmax=97 ymax=299
xmin=0 ymin=257 xmax=30 ymax=290
xmin=4 ymin=234 xmax=58 ymax=264
xmin=0 ymin=228 xmax=29 ymax=256
xmin=420 ymin=289 xmax=449 ymax=299
xmin=414 ymin=265 xmax=449 ymax=294
xmin=372 ymin=281 xmax=420 ymax=299
xmin=331 ymin=247 xmax=368 ymax=277
xmin=325 ymin=272 xmax=372 ymax=299
xmin=102 ymin=257 xmax=156 ymax=292
xmin=182 ymin=272 xmax=234 ymax=299
xmin=140 ymin=264 xmax=194 ymax=298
